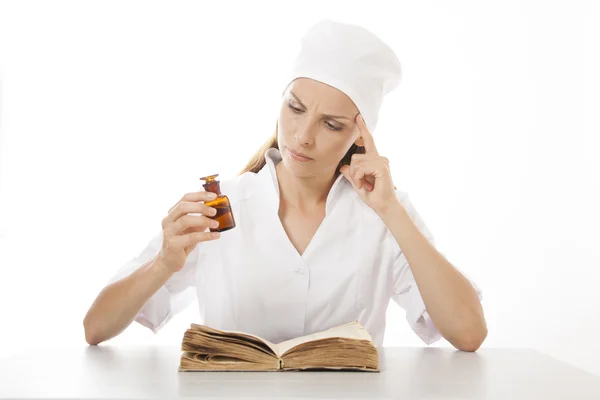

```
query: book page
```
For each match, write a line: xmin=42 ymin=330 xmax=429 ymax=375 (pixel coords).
xmin=276 ymin=321 xmax=373 ymax=357
xmin=179 ymin=351 xmax=279 ymax=372
xmin=189 ymin=323 xmax=279 ymax=355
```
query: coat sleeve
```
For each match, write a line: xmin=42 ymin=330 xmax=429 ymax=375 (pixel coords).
xmin=389 ymin=192 xmax=483 ymax=345
xmin=106 ymin=230 xmax=202 ymax=333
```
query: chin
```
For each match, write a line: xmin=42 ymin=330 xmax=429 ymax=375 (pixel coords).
xmin=281 ymin=156 xmax=313 ymax=177
xmin=280 ymin=149 xmax=317 ymax=177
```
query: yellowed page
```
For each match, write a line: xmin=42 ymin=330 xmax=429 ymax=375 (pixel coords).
xmin=179 ymin=351 xmax=279 ymax=371
xmin=190 ymin=323 xmax=279 ymax=355
xmin=276 ymin=321 xmax=373 ymax=356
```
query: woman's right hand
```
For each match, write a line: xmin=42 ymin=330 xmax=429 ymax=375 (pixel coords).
xmin=158 ymin=191 xmax=221 ymax=274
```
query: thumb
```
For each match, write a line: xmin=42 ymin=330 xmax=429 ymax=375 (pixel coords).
xmin=339 ymin=165 xmax=353 ymax=186
xmin=340 ymin=165 xmax=364 ymax=192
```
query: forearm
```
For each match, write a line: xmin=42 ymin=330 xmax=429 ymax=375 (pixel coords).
xmin=83 ymin=255 xmax=173 ymax=345
xmin=380 ymin=200 xmax=487 ymax=351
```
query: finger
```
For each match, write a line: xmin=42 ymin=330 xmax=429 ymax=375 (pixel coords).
xmin=343 ymin=164 xmax=373 ymax=193
xmin=164 ymin=200 xmax=217 ymax=228
xmin=356 ymin=114 xmax=379 ymax=156
xmin=352 ymin=165 xmax=366 ymax=190
xmin=353 ymin=164 xmax=378 ymax=191
xmin=349 ymin=160 xmax=364 ymax=189
xmin=350 ymin=153 xmax=368 ymax=163
xmin=178 ymin=231 xmax=221 ymax=252
xmin=177 ymin=190 xmax=218 ymax=206
xmin=170 ymin=214 xmax=218 ymax=236
xmin=361 ymin=174 xmax=375 ymax=191
xmin=350 ymin=162 xmax=369 ymax=191
xmin=339 ymin=165 xmax=358 ymax=189
xmin=350 ymin=154 xmax=369 ymax=188
xmin=168 ymin=191 xmax=218 ymax=214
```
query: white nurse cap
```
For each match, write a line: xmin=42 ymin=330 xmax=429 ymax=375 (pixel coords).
xmin=283 ymin=19 xmax=402 ymax=133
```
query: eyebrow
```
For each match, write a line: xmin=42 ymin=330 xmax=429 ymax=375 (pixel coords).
xmin=289 ymin=91 xmax=353 ymax=121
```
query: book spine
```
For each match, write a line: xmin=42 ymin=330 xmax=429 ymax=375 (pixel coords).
xmin=278 ymin=358 xmax=283 ymax=370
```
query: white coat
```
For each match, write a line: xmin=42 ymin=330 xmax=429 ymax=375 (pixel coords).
xmin=108 ymin=148 xmax=482 ymax=346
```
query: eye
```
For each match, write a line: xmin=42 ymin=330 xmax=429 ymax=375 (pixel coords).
xmin=325 ymin=121 xmax=342 ymax=131
xmin=288 ymin=103 xmax=303 ymax=113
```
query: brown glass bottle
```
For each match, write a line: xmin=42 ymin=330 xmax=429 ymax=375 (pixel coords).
xmin=199 ymin=174 xmax=236 ymax=233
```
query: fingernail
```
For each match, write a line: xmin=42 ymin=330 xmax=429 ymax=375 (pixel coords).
xmin=211 ymin=220 xmax=219 ymax=228
xmin=207 ymin=192 xmax=217 ymax=199
xmin=212 ymin=232 xmax=221 ymax=238
xmin=210 ymin=207 xmax=217 ymax=216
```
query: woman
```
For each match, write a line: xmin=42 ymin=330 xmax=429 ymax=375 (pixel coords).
xmin=84 ymin=20 xmax=486 ymax=351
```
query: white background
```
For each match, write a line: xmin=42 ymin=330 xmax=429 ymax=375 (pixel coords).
xmin=1 ymin=0 xmax=599 ymax=377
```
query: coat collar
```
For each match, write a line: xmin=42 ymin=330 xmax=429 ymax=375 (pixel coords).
xmin=256 ymin=147 xmax=349 ymax=215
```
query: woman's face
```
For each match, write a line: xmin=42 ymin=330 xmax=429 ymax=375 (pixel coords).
xmin=277 ymin=78 xmax=362 ymax=178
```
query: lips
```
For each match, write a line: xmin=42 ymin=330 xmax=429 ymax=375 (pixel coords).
xmin=287 ymin=147 xmax=313 ymax=161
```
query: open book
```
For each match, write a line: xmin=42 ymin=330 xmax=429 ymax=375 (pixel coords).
xmin=179 ymin=320 xmax=379 ymax=372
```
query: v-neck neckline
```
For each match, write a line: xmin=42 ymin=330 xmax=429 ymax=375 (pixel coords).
xmin=278 ymin=206 xmax=327 ymax=258
xmin=256 ymin=148 xmax=347 ymax=262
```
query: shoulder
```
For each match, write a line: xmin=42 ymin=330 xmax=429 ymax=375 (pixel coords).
xmin=218 ymin=171 xmax=261 ymax=206
xmin=342 ymin=184 xmax=434 ymax=241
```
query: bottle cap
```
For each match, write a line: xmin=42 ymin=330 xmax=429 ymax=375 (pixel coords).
xmin=200 ymin=174 xmax=221 ymax=194
xmin=199 ymin=174 xmax=219 ymax=182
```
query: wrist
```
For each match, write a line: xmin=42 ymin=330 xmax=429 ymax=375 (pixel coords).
xmin=377 ymin=198 xmax=406 ymax=223
xmin=150 ymin=255 xmax=174 ymax=280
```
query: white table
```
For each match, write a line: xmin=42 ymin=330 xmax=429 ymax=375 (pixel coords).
xmin=1 ymin=345 xmax=599 ymax=399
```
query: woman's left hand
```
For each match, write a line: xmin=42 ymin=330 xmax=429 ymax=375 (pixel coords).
xmin=340 ymin=114 xmax=400 ymax=217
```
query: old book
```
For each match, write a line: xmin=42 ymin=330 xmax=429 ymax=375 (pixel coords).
xmin=178 ymin=320 xmax=380 ymax=372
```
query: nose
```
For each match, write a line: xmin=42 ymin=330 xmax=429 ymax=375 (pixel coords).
xmin=295 ymin=120 xmax=316 ymax=146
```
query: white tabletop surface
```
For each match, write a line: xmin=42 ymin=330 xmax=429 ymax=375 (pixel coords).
xmin=1 ymin=345 xmax=599 ymax=399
